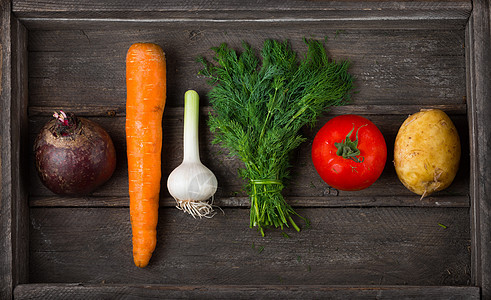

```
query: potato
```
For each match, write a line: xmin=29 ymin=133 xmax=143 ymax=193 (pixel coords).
xmin=394 ymin=109 xmax=460 ymax=198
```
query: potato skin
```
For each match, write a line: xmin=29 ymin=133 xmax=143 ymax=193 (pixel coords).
xmin=394 ymin=109 xmax=460 ymax=197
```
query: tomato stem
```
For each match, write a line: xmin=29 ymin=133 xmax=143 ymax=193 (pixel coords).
xmin=335 ymin=124 xmax=367 ymax=163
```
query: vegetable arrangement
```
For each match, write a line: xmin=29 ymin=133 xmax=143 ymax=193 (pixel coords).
xmin=394 ymin=109 xmax=460 ymax=198
xmin=167 ymin=90 xmax=218 ymax=218
xmin=32 ymin=36 xmax=465 ymax=270
xmin=34 ymin=110 xmax=117 ymax=196
xmin=198 ymin=39 xmax=354 ymax=235
xmin=311 ymin=114 xmax=387 ymax=191
xmin=125 ymin=43 xmax=167 ymax=268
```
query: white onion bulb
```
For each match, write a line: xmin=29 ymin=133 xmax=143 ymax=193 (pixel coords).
xmin=167 ymin=90 xmax=218 ymax=218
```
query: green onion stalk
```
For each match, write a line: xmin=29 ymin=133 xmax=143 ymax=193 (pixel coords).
xmin=198 ymin=39 xmax=354 ymax=236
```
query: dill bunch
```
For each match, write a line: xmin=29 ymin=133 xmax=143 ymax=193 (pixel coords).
xmin=198 ymin=39 xmax=354 ymax=236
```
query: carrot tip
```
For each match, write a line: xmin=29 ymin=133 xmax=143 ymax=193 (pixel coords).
xmin=134 ymin=258 xmax=150 ymax=268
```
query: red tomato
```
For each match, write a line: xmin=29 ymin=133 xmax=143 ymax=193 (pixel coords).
xmin=311 ymin=114 xmax=387 ymax=191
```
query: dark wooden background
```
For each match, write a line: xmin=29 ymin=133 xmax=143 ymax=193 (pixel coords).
xmin=25 ymin=10 xmax=472 ymax=285
xmin=1 ymin=0 xmax=490 ymax=299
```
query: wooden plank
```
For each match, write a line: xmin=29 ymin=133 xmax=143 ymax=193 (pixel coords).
xmin=0 ymin=0 xmax=29 ymax=299
xmin=467 ymin=0 xmax=491 ymax=298
xmin=28 ymin=207 xmax=471 ymax=286
xmin=28 ymin=104 xmax=468 ymax=117
xmin=13 ymin=1 xmax=475 ymax=297
xmin=10 ymin=11 xmax=29 ymax=293
xmin=0 ymin=1 xmax=14 ymax=298
xmin=25 ymin=26 xmax=467 ymax=109
xmin=12 ymin=1 xmax=472 ymax=22
xmin=13 ymin=284 xmax=481 ymax=300
xmin=18 ymin=19 xmax=471 ymax=32
xmin=27 ymin=114 xmax=470 ymax=203
xmin=28 ymin=195 xmax=470 ymax=208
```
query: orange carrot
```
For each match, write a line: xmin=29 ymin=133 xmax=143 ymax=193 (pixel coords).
xmin=125 ymin=43 xmax=166 ymax=267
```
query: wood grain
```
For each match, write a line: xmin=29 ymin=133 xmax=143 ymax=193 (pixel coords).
xmin=0 ymin=1 xmax=14 ymax=298
xmin=27 ymin=114 xmax=470 ymax=205
xmin=28 ymin=207 xmax=471 ymax=286
xmin=0 ymin=1 xmax=29 ymax=299
xmin=28 ymin=104 xmax=468 ymax=117
xmin=28 ymin=195 xmax=470 ymax=208
xmin=19 ymin=19 xmax=472 ymax=33
xmin=25 ymin=25 xmax=467 ymax=109
xmin=14 ymin=284 xmax=480 ymax=300
xmin=467 ymin=0 xmax=491 ymax=298
xmin=10 ymin=13 xmax=29 ymax=293
xmin=12 ymin=1 xmax=472 ymax=23
xmin=1 ymin=0 xmax=481 ymax=298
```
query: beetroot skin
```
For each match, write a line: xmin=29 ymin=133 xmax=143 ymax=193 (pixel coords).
xmin=34 ymin=113 xmax=116 ymax=196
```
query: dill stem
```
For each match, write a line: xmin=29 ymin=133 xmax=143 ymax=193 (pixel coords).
xmin=252 ymin=184 xmax=260 ymax=226
xmin=259 ymin=87 xmax=279 ymax=141
xmin=285 ymin=97 xmax=312 ymax=129
xmin=288 ymin=215 xmax=301 ymax=232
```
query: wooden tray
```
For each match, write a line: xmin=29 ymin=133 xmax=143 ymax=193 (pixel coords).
xmin=1 ymin=0 xmax=489 ymax=299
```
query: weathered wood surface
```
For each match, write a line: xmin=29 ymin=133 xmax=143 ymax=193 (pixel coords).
xmin=0 ymin=1 xmax=29 ymax=299
xmin=27 ymin=113 xmax=470 ymax=205
xmin=467 ymin=0 xmax=491 ymax=299
xmin=0 ymin=1 xmax=14 ymax=298
xmin=1 ymin=0 xmax=483 ymax=298
xmin=14 ymin=284 xmax=481 ymax=300
xmin=28 ymin=207 xmax=471 ymax=286
xmin=25 ymin=25 xmax=467 ymax=109
xmin=28 ymin=103 xmax=468 ymax=118
xmin=9 ymin=13 xmax=29 ymax=295
xmin=24 ymin=22 xmax=469 ymax=203
xmin=19 ymin=2 xmax=474 ymax=294
xmin=12 ymin=0 xmax=472 ymax=23
xmin=19 ymin=20 xmax=474 ymax=34
xmin=28 ymin=195 xmax=472 ymax=209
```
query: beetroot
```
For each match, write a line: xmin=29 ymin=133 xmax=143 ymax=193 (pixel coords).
xmin=34 ymin=111 xmax=116 ymax=196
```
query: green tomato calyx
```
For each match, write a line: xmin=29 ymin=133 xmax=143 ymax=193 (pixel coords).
xmin=335 ymin=124 xmax=367 ymax=163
